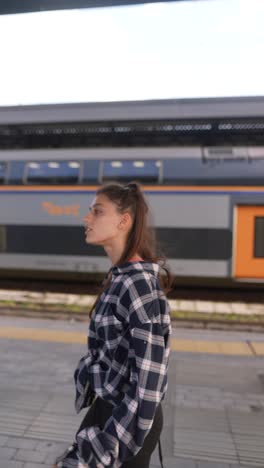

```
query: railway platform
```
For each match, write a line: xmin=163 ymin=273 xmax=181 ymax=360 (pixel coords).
xmin=0 ymin=316 xmax=264 ymax=468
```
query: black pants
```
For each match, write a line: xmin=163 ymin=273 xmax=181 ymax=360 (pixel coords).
xmin=77 ymin=397 xmax=163 ymax=468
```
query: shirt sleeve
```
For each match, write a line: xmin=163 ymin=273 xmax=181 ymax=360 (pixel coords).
xmin=74 ymin=317 xmax=97 ymax=414
xmin=75 ymin=277 xmax=170 ymax=467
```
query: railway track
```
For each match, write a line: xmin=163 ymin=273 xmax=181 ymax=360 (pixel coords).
xmin=0 ymin=278 xmax=263 ymax=303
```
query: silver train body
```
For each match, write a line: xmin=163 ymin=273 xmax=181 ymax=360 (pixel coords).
xmin=0 ymin=97 xmax=264 ymax=285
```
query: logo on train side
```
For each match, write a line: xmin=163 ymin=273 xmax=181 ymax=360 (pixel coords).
xmin=42 ymin=201 xmax=80 ymax=216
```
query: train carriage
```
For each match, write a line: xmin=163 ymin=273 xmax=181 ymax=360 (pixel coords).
xmin=0 ymin=97 xmax=264 ymax=285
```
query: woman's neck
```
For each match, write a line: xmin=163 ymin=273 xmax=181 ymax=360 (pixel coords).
xmin=129 ymin=255 xmax=143 ymax=262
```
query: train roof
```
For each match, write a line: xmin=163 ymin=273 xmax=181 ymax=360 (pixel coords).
xmin=1 ymin=96 xmax=264 ymax=125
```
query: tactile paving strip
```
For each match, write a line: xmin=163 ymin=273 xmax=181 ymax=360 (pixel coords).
xmin=173 ymin=407 xmax=264 ymax=466
xmin=25 ymin=412 xmax=82 ymax=442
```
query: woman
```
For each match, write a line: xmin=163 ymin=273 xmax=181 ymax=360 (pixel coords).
xmin=54 ymin=181 xmax=171 ymax=468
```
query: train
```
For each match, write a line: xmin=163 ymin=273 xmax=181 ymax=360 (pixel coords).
xmin=0 ymin=97 xmax=264 ymax=286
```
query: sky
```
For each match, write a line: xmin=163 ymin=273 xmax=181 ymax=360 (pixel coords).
xmin=0 ymin=0 xmax=263 ymax=106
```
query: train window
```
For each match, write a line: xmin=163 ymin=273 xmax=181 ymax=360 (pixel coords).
xmin=163 ymin=159 xmax=205 ymax=184
xmin=0 ymin=162 xmax=7 ymax=184
xmin=163 ymin=158 xmax=264 ymax=185
xmin=163 ymin=159 xmax=183 ymax=183
xmin=8 ymin=161 xmax=25 ymax=184
xmin=103 ymin=160 xmax=160 ymax=183
xmin=82 ymin=160 xmax=100 ymax=183
xmin=0 ymin=226 xmax=6 ymax=252
xmin=254 ymin=217 xmax=264 ymax=258
xmin=26 ymin=161 xmax=80 ymax=184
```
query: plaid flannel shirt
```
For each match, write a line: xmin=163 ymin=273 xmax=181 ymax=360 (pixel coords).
xmin=69 ymin=261 xmax=171 ymax=468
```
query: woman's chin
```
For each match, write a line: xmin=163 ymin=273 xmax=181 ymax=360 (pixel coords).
xmin=85 ymin=235 xmax=101 ymax=246
xmin=85 ymin=235 xmax=93 ymax=244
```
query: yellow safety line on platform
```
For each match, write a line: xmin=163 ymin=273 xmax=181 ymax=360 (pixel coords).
xmin=0 ymin=326 xmax=263 ymax=356
xmin=251 ymin=342 xmax=264 ymax=355
xmin=174 ymin=339 xmax=251 ymax=355
xmin=0 ymin=327 xmax=87 ymax=344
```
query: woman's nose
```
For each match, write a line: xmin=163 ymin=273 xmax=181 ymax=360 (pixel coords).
xmin=83 ymin=213 xmax=90 ymax=224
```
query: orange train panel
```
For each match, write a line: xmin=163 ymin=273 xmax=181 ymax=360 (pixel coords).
xmin=234 ymin=206 xmax=264 ymax=279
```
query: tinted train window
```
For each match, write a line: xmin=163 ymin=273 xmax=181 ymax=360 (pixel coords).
xmin=26 ymin=161 xmax=80 ymax=184
xmin=163 ymin=159 xmax=183 ymax=183
xmin=163 ymin=158 xmax=264 ymax=185
xmin=163 ymin=158 xmax=207 ymax=184
xmin=254 ymin=217 xmax=264 ymax=258
xmin=82 ymin=160 xmax=99 ymax=183
xmin=0 ymin=226 xmax=6 ymax=252
xmin=8 ymin=161 xmax=25 ymax=184
xmin=103 ymin=160 xmax=160 ymax=183
xmin=0 ymin=162 xmax=7 ymax=183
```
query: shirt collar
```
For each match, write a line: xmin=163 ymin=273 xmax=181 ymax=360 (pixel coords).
xmin=111 ymin=261 xmax=160 ymax=278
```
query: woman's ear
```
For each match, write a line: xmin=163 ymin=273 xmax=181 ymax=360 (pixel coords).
xmin=120 ymin=212 xmax=133 ymax=231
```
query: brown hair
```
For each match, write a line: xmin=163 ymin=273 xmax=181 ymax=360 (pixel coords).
xmin=89 ymin=181 xmax=172 ymax=317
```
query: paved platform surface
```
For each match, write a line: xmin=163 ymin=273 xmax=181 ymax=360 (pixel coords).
xmin=0 ymin=316 xmax=264 ymax=468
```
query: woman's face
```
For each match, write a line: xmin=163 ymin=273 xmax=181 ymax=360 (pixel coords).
xmin=83 ymin=194 xmax=127 ymax=246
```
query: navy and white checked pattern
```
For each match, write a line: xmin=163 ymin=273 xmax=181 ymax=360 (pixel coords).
xmin=62 ymin=262 xmax=171 ymax=468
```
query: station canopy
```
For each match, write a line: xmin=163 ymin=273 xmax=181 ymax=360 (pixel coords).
xmin=0 ymin=0 xmax=207 ymax=15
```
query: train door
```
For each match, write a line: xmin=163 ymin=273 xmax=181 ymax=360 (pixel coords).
xmin=233 ymin=206 xmax=264 ymax=280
